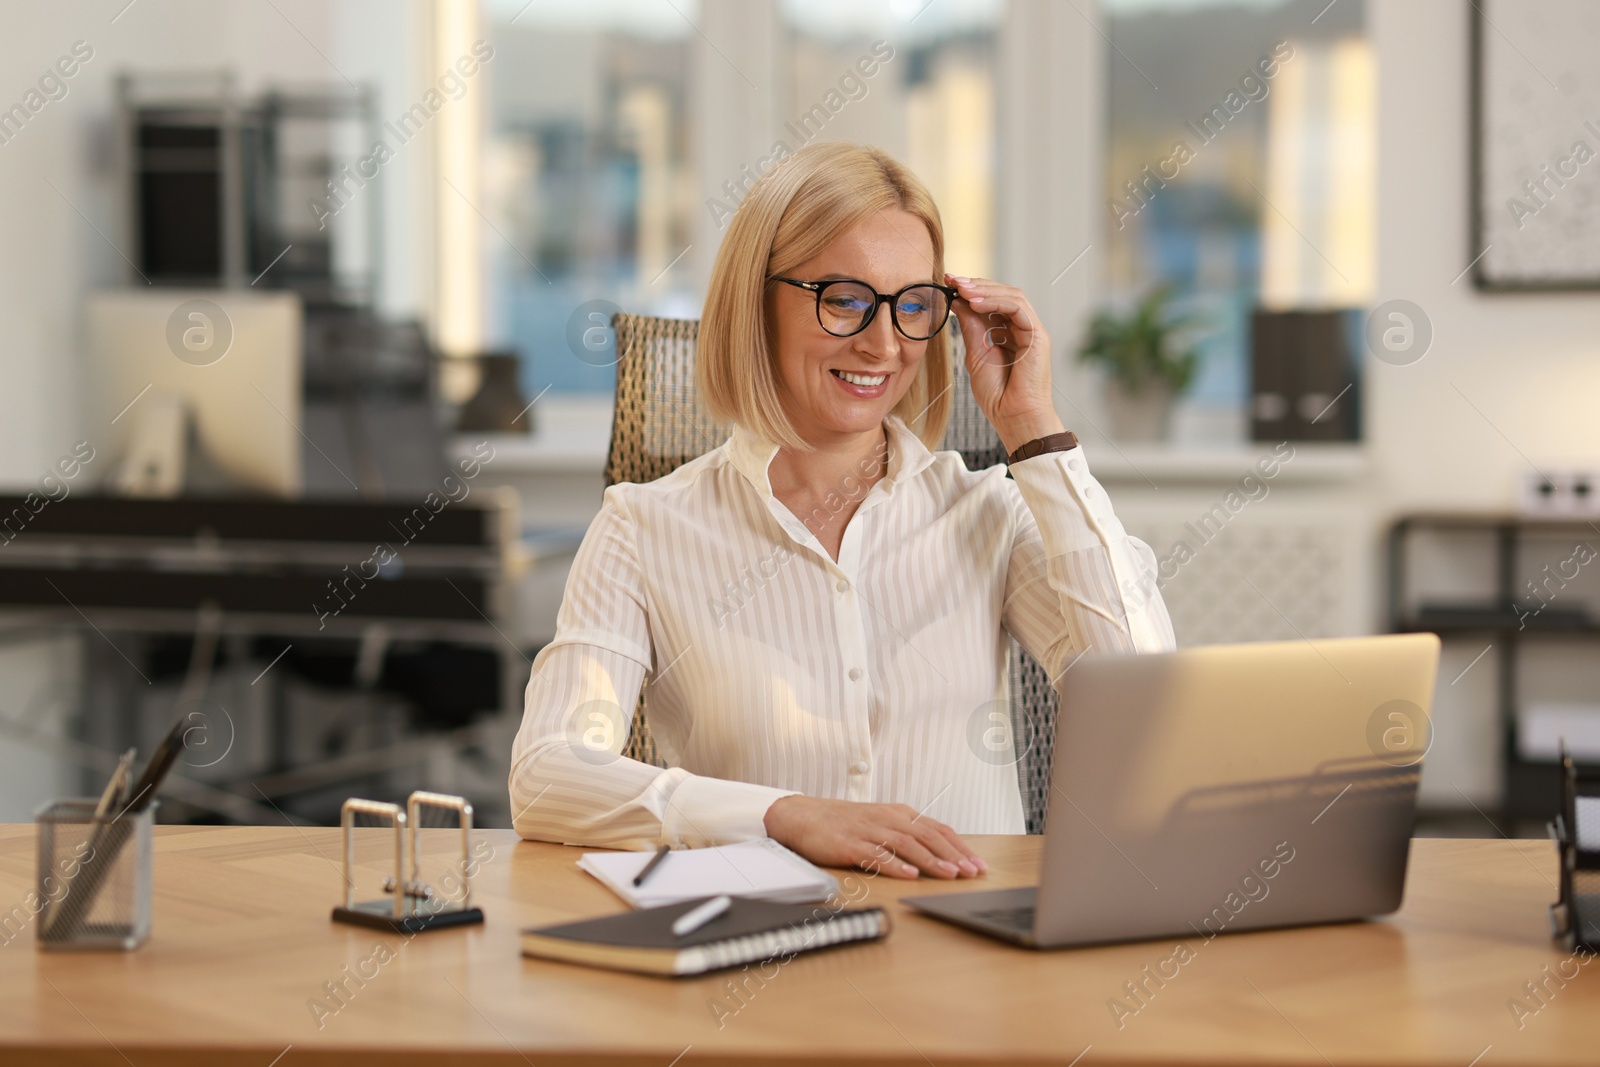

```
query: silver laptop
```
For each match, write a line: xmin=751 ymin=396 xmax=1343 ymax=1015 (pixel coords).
xmin=902 ymin=633 xmax=1441 ymax=948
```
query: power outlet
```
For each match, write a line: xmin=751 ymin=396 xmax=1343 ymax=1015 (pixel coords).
xmin=1519 ymin=469 xmax=1600 ymax=517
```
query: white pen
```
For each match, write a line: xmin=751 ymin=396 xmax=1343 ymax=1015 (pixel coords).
xmin=672 ymin=894 xmax=732 ymax=937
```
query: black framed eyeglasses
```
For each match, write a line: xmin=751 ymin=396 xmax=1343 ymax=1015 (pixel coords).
xmin=769 ymin=276 xmax=959 ymax=341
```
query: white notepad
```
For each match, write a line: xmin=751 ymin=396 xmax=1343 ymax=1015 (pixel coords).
xmin=578 ymin=838 xmax=840 ymax=909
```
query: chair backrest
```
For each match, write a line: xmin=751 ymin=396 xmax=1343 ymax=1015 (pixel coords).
xmin=603 ymin=313 xmax=1060 ymax=834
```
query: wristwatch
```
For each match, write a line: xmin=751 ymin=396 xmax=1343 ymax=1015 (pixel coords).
xmin=1006 ymin=431 xmax=1079 ymax=465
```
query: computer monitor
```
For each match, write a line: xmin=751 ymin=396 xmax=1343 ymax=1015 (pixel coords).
xmin=87 ymin=289 xmax=302 ymax=497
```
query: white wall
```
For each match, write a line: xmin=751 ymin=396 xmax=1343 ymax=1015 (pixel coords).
xmin=1369 ymin=0 xmax=1600 ymax=508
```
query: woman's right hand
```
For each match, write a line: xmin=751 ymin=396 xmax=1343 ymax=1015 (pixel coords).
xmin=762 ymin=795 xmax=988 ymax=879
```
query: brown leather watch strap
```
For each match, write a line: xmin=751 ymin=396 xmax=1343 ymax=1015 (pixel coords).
xmin=1007 ymin=430 xmax=1080 ymax=465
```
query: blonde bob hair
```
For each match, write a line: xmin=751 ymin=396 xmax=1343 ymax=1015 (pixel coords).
xmin=698 ymin=141 xmax=952 ymax=451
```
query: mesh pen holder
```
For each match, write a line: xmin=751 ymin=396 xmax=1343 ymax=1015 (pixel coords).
xmin=35 ymin=798 xmax=157 ymax=951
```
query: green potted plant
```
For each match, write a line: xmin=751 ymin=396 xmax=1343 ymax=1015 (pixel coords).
xmin=1076 ymin=286 xmax=1201 ymax=442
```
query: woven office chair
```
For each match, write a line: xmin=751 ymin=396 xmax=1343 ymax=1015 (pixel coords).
xmin=604 ymin=313 xmax=1061 ymax=834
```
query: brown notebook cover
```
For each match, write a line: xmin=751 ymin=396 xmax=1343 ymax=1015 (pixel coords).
xmin=520 ymin=896 xmax=891 ymax=977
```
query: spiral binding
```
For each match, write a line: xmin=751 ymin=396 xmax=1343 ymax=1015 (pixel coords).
xmin=677 ymin=910 xmax=887 ymax=975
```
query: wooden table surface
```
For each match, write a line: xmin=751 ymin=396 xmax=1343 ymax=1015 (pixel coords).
xmin=0 ymin=825 xmax=1590 ymax=1066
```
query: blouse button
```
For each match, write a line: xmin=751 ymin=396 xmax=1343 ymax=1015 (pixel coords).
xmin=836 ymin=578 xmax=849 ymax=593
xmin=1068 ymin=455 xmax=1083 ymax=472
xmin=848 ymin=667 xmax=863 ymax=681
xmin=850 ymin=760 xmax=870 ymax=774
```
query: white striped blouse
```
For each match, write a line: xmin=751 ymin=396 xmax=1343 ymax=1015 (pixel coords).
xmin=509 ymin=415 xmax=1177 ymax=848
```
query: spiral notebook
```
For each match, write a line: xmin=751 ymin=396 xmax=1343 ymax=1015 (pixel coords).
xmin=520 ymin=896 xmax=891 ymax=976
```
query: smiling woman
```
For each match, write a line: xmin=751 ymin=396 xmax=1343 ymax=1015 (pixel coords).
xmin=699 ymin=142 xmax=954 ymax=453
xmin=509 ymin=141 xmax=1177 ymax=881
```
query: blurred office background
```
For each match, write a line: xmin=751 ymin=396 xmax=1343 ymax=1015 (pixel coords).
xmin=1 ymin=0 xmax=1597 ymax=834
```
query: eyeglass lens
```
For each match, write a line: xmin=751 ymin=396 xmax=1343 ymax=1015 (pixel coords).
xmin=817 ymin=282 xmax=950 ymax=340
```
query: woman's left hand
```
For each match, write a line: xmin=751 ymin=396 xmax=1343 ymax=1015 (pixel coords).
xmin=944 ymin=273 xmax=1066 ymax=454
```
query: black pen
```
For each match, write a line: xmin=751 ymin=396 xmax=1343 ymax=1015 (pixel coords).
xmin=48 ymin=717 xmax=187 ymax=938
xmin=633 ymin=843 xmax=671 ymax=887
xmin=120 ymin=717 xmax=188 ymax=813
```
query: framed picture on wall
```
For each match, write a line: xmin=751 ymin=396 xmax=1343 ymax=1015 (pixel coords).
xmin=1471 ymin=0 xmax=1600 ymax=290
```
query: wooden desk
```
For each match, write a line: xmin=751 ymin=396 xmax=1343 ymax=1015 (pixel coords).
xmin=0 ymin=826 xmax=1589 ymax=1066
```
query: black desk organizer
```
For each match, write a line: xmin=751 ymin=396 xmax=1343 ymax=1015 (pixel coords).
xmin=1549 ymin=743 xmax=1600 ymax=951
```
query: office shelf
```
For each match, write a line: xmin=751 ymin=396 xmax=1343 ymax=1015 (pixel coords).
xmin=1397 ymin=604 xmax=1594 ymax=633
xmin=1388 ymin=513 xmax=1600 ymax=821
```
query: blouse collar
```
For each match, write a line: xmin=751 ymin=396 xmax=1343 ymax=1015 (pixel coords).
xmin=726 ymin=415 xmax=939 ymax=503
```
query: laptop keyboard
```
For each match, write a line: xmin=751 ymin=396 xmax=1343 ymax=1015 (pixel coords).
xmin=972 ymin=905 xmax=1035 ymax=932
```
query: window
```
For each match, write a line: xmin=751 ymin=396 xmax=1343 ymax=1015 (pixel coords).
xmin=780 ymin=0 xmax=1002 ymax=279
xmin=484 ymin=0 xmax=698 ymax=396
xmin=1103 ymin=0 xmax=1374 ymax=437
